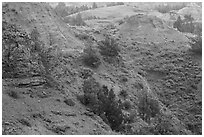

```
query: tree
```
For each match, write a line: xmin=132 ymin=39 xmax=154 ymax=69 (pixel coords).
xmin=188 ymin=35 xmax=202 ymax=54
xmin=92 ymin=2 xmax=97 ymax=9
xmin=75 ymin=13 xmax=85 ymax=26
xmin=184 ymin=14 xmax=194 ymax=22
xmin=173 ymin=16 xmax=182 ymax=31
xmin=194 ymin=23 xmax=202 ymax=35
xmin=54 ymin=2 xmax=68 ymax=17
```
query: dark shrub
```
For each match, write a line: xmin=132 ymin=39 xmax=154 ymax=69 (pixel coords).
xmin=82 ymin=77 xmax=101 ymax=105
xmin=188 ymin=35 xmax=202 ymax=54
xmin=173 ymin=16 xmax=182 ymax=31
xmin=194 ymin=23 xmax=202 ymax=36
xmin=64 ymin=98 xmax=75 ymax=106
xmin=30 ymin=28 xmax=53 ymax=69
xmin=119 ymin=90 xmax=128 ymax=98
xmin=64 ymin=13 xmax=86 ymax=26
xmin=92 ymin=2 xmax=97 ymax=9
xmin=98 ymin=36 xmax=120 ymax=58
xmin=79 ymin=67 xmax=93 ymax=79
xmin=138 ymin=93 xmax=160 ymax=123
xmin=75 ymin=13 xmax=86 ymax=26
xmin=18 ymin=118 xmax=31 ymax=127
xmin=118 ymin=19 xmax=124 ymax=25
xmin=122 ymin=100 xmax=132 ymax=110
xmin=75 ymin=33 xmax=90 ymax=41
xmin=82 ymin=45 xmax=101 ymax=68
xmin=97 ymin=87 xmax=124 ymax=130
xmin=77 ymin=94 xmax=86 ymax=104
xmin=153 ymin=114 xmax=177 ymax=135
xmin=54 ymin=2 xmax=68 ymax=17
xmin=7 ymin=90 xmax=20 ymax=99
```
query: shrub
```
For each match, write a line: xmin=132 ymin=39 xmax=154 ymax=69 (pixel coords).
xmin=75 ymin=33 xmax=90 ymax=41
xmin=54 ymin=2 xmax=68 ymax=17
xmin=122 ymin=100 xmax=132 ymax=110
xmin=118 ymin=19 xmax=124 ymax=25
xmin=194 ymin=23 xmax=202 ymax=36
xmin=188 ymin=35 xmax=202 ymax=54
xmin=64 ymin=13 xmax=86 ymax=26
xmin=119 ymin=90 xmax=128 ymax=98
xmin=64 ymin=98 xmax=75 ymax=106
xmin=92 ymin=2 xmax=97 ymax=9
xmin=98 ymin=36 xmax=120 ymax=58
xmin=30 ymin=28 xmax=53 ymax=75
xmin=7 ymin=90 xmax=20 ymax=99
xmin=75 ymin=13 xmax=86 ymax=26
xmin=82 ymin=77 xmax=101 ymax=106
xmin=79 ymin=67 xmax=93 ymax=79
xmin=153 ymin=114 xmax=177 ymax=135
xmin=138 ymin=93 xmax=160 ymax=123
xmin=18 ymin=118 xmax=31 ymax=127
xmin=82 ymin=45 xmax=101 ymax=68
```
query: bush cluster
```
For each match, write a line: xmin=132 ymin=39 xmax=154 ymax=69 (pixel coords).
xmin=173 ymin=15 xmax=201 ymax=35
xmin=81 ymin=77 xmax=135 ymax=131
xmin=138 ymin=93 xmax=160 ymax=123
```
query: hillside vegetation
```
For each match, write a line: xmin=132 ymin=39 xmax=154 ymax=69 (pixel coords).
xmin=2 ymin=2 xmax=202 ymax=135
